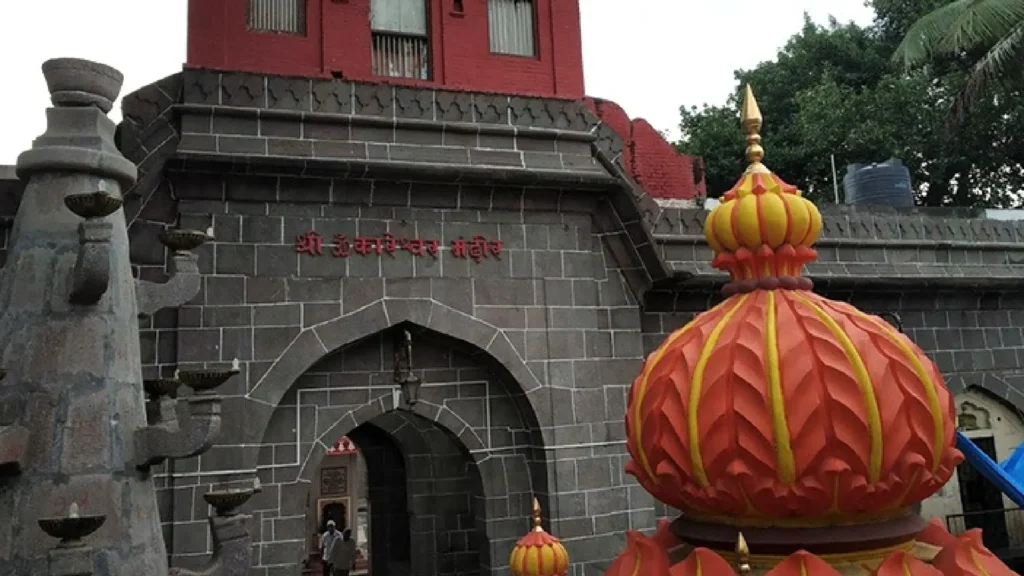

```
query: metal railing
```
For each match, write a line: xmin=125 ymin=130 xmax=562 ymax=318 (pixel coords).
xmin=946 ymin=507 xmax=1024 ymax=550
xmin=247 ymin=0 xmax=306 ymax=35
xmin=371 ymin=32 xmax=430 ymax=80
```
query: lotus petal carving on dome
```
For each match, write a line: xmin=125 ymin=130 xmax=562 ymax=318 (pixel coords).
xmin=930 ymin=530 xmax=1017 ymax=576
xmin=872 ymin=551 xmax=943 ymax=575
xmin=603 ymin=531 xmax=672 ymax=576
xmin=625 ymin=288 xmax=963 ymax=524
xmin=764 ymin=551 xmax=843 ymax=576
xmin=674 ymin=547 xmax=739 ymax=575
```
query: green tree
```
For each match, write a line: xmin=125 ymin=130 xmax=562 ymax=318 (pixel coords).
xmin=677 ymin=12 xmax=1024 ymax=207
xmin=680 ymin=16 xmax=896 ymax=200
xmin=893 ymin=0 xmax=1024 ymax=124
xmin=870 ymin=0 xmax=948 ymax=45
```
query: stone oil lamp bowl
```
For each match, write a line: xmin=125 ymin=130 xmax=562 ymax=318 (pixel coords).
xmin=38 ymin=504 xmax=106 ymax=548
xmin=203 ymin=487 xmax=255 ymax=517
xmin=159 ymin=228 xmax=213 ymax=252
xmin=42 ymin=57 xmax=124 ymax=113
xmin=64 ymin=190 xmax=124 ymax=220
xmin=143 ymin=378 xmax=181 ymax=400
xmin=178 ymin=361 xmax=240 ymax=393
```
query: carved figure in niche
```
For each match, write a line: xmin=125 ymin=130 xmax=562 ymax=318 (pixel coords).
xmin=958 ymin=401 xmax=992 ymax=431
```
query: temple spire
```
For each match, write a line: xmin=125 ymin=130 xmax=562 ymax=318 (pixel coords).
xmin=735 ymin=532 xmax=751 ymax=573
xmin=741 ymin=84 xmax=768 ymax=174
xmin=532 ymin=498 xmax=543 ymax=532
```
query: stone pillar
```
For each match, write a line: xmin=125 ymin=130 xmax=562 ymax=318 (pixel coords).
xmin=0 ymin=59 xmax=164 ymax=576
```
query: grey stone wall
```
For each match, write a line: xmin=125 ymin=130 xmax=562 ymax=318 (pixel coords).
xmin=653 ymin=205 xmax=1024 ymax=286
xmin=145 ymin=174 xmax=657 ymax=576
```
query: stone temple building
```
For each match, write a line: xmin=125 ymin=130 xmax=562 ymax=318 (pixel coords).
xmin=4 ymin=0 xmax=1024 ymax=575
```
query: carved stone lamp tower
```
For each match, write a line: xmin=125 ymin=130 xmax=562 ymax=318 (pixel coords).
xmin=0 ymin=58 xmax=244 ymax=576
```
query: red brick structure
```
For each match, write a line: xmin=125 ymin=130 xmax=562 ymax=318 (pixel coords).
xmin=185 ymin=0 xmax=705 ymax=201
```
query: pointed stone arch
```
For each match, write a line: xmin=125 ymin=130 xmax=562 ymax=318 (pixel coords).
xmin=247 ymin=297 xmax=549 ymax=575
xmin=297 ymin=395 xmax=488 ymax=474
xmin=244 ymin=298 xmax=546 ymax=448
xmin=958 ymin=383 xmax=1024 ymax=430
xmin=280 ymin=368 xmax=520 ymax=576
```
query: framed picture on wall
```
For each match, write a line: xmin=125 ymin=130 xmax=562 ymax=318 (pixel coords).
xmin=317 ymin=497 xmax=351 ymax=532
xmin=320 ymin=466 xmax=348 ymax=496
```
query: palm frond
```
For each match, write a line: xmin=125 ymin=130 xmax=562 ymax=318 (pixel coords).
xmin=893 ymin=0 xmax=973 ymax=67
xmin=937 ymin=0 xmax=1024 ymax=54
xmin=947 ymin=19 xmax=1024 ymax=129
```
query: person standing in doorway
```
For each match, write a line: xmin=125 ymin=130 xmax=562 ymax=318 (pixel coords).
xmin=331 ymin=529 xmax=357 ymax=576
xmin=319 ymin=520 xmax=342 ymax=576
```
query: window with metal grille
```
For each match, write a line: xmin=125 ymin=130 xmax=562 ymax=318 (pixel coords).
xmin=247 ymin=0 xmax=307 ymax=35
xmin=370 ymin=0 xmax=431 ymax=80
xmin=488 ymin=0 xmax=536 ymax=57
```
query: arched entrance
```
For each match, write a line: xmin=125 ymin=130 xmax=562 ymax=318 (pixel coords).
xmin=306 ymin=409 xmax=487 ymax=576
xmin=255 ymin=322 xmax=545 ymax=576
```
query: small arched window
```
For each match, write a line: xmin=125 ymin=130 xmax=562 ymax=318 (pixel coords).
xmin=247 ymin=0 xmax=307 ymax=35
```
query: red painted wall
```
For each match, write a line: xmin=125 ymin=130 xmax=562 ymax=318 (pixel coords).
xmin=187 ymin=0 xmax=585 ymax=99
xmin=587 ymin=98 xmax=707 ymax=201
xmin=185 ymin=1 xmax=703 ymax=200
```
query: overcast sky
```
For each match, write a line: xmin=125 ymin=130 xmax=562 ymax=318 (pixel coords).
xmin=0 ymin=0 xmax=874 ymax=164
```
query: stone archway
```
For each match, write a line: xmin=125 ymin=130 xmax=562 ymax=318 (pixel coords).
xmin=251 ymin=322 xmax=544 ymax=576
xmin=309 ymin=410 xmax=488 ymax=576
xmin=245 ymin=299 xmax=547 ymax=447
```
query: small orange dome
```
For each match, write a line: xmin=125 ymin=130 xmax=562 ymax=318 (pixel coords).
xmin=624 ymin=85 xmax=961 ymax=527
xmin=509 ymin=499 xmax=569 ymax=576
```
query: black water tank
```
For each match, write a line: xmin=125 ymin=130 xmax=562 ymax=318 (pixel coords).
xmin=843 ymin=158 xmax=914 ymax=208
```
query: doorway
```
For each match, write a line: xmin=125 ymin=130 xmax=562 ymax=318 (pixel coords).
xmin=307 ymin=411 xmax=487 ymax=576
xmin=958 ymin=436 xmax=1011 ymax=551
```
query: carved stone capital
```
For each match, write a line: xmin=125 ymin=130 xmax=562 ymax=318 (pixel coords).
xmin=168 ymin=514 xmax=252 ymax=576
xmin=133 ymin=395 xmax=221 ymax=469
xmin=135 ymin=251 xmax=201 ymax=316
xmin=69 ymin=220 xmax=112 ymax=305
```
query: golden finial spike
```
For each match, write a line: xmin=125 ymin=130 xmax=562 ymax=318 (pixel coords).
xmin=735 ymin=532 xmax=751 ymax=573
xmin=740 ymin=84 xmax=767 ymax=173
xmin=532 ymin=497 xmax=543 ymax=532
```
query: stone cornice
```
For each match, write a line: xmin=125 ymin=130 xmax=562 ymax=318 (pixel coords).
xmin=653 ymin=207 xmax=1024 ymax=290
xmin=165 ymin=151 xmax=621 ymax=188
xmin=173 ymin=102 xmax=600 ymax=143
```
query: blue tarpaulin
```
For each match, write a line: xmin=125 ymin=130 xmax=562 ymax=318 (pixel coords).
xmin=956 ymin=431 xmax=1024 ymax=508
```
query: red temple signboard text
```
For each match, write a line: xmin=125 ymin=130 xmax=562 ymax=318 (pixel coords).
xmin=295 ymin=231 xmax=502 ymax=263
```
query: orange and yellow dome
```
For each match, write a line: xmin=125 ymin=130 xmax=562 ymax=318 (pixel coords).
xmin=509 ymin=499 xmax=569 ymax=576
xmin=623 ymin=86 xmax=962 ymax=528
